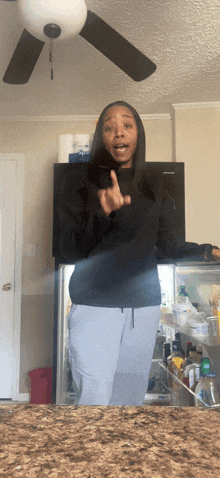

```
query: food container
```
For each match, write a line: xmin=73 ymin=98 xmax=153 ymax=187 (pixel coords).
xmin=207 ymin=316 xmax=219 ymax=336
xmin=189 ymin=320 xmax=209 ymax=337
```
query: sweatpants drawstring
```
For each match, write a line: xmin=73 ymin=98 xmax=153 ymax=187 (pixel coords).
xmin=120 ymin=307 xmax=134 ymax=328
xmin=131 ymin=308 xmax=134 ymax=329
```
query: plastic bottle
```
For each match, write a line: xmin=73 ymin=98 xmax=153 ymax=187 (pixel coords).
xmin=160 ymin=301 xmax=168 ymax=323
xmin=187 ymin=348 xmax=203 ymax=405
xmin=179 ymin=341 xmax=192 ymax=385
xmin=173 ymin=286 xmax=192 ymax=329
xmin=167 ymin=341 xmax=185 ymax=388
xmin=195 ymin=371 xmax=219 ymax=408
xmin=179 ymin=364 xmax=193 ymax=406
xmin=153 ymin=330 xmax=167 ymax=360
xmin=175 ymin=332 xmax=185 ymax=358
xmin=172 ymin=356 xmax=185 ymax=382
xmin=182 ymin=345 xmax=197 ymax=373
xmin=163 ymin=342 xmax=171 ymax=366
xmin=184 ymin=347 xmax=203 ymax=381
xmin=170 ymin=355 xmax=185 ymax=406
xmin=162 ymin=342 xmax=171 ymax=388
xmin=177 ymin=285 xmax=190 ymax=304
xmin=181 ymin=346 xmax=197 ymax=405
xmin=194 ymin=358 xmax=210 ymax=407
xmin=177 ymin=346 xmax=202 ymax=404
xmin=179 ymin=366 xmax=189 ymax=388
xmin=186 ymin=341 xmax=192 ymax=357
xmin=193 ymin=348 xmax=203 ymax=386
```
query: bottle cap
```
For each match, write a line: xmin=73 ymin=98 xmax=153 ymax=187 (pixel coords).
xmin=179 ymin=285 xmax=189 ymax=297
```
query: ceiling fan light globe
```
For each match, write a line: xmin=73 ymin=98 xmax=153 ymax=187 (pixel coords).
xmin=17 ymin=0 xmax=87 ymax=41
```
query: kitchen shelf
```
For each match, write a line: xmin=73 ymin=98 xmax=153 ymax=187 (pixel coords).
xmin=158 ymin=360 xmax=220 ymax=408
xmin=160 ymin=319 xmax=220 ymax=347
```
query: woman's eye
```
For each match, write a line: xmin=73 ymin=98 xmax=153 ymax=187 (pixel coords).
xmin=125 ymin=123 xmax=132 ymax=129
xmin=105 ymin=126 xmax=112 ymax=132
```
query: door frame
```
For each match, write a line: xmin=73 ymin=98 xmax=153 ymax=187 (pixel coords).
xmin=0 ymin=153 xmax=24 ymax=401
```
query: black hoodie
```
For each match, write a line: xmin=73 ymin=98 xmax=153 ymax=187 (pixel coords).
xmin=58 ymin=101 xmax=217 ymax=308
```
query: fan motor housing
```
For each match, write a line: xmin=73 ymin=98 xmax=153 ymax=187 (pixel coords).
xmin=44 ymin=24 xmax=61 ymax=39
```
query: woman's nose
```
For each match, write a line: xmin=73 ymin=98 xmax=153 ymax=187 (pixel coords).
xmin=115 ymin=128 xmax=124 ymax=137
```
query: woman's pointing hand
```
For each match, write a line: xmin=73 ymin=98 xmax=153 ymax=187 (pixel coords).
xmin=98 ymin=170 xmax=131 ymax=216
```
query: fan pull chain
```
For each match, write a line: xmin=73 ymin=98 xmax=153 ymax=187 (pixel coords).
xmin=49 ymin=38 xmax=54 ymax=80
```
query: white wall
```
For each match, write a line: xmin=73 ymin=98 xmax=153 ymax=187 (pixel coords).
xmin=174 ymin=103 xmax=220 ymax=247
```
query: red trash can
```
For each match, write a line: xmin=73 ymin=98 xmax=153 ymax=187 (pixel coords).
xmin=28 ymin=367 xmax=52 ymax=404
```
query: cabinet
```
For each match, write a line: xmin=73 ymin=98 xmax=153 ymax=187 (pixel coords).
xmin=146 ymin=262 xmax=220 ymax=407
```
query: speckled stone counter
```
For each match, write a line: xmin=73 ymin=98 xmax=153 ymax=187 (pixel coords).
xmin=0 ymin=404 xmax=220 ymax=477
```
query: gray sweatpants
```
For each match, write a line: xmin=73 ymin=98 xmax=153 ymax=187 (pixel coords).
xmin=67 ymin=304 xmax=161 ymax=406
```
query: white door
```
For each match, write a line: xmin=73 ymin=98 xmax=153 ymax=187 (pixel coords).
xmin=0 ymin=161 xmax=16 ymax=398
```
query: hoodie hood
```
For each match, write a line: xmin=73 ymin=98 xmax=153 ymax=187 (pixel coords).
xmin=89 ymin=100 xmax=146 ymax=172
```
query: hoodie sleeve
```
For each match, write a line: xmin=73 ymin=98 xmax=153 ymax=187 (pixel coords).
xmin=57 ymin=170 xmax=116 ymax=262
xmin=156 ymin=187 xmax=219 ymax=262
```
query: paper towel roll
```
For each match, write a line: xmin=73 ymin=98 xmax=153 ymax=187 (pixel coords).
xmin=73 ymin=134 xmax=91 ymax=153
xmin=58 ymin=134 xmax=74 ymax=163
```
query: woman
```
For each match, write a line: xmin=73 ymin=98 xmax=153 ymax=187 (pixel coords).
xmin=58 ymin=100 xmax=220 ymax=406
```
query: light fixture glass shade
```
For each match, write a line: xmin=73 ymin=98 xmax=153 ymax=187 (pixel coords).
xmin=18 ymin=0 xmax=87 ymax=41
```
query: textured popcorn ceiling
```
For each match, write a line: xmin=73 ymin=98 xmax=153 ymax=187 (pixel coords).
xmin=0 ymin=0 xmax=220 ymax=116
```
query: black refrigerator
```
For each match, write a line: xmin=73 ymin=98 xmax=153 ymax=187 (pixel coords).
xmin=52 ymin=162 xmax=185 ymax=404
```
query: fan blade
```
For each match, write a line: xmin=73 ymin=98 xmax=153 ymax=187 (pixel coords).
xmin=3 ymin=29 xmax=45 ymax=84
xmin=79 ymin=11 xmax=156 ymax=81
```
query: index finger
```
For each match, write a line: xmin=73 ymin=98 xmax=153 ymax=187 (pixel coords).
xmin=110 ymin=170 xmax=120 ymax=190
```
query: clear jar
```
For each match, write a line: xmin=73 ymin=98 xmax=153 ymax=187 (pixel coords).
xmin=194 ymin=372 xmax=220 ymax=407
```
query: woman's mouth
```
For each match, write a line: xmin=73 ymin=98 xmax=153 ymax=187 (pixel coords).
xmin=113 ymin=144 xmax=129 ymax=152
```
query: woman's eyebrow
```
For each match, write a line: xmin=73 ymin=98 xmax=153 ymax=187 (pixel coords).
xmin=104 ymin=114 xmax=133 ymax=123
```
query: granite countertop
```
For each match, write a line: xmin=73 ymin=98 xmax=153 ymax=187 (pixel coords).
xmin=0 ymin=404 xmax=220 ymax=477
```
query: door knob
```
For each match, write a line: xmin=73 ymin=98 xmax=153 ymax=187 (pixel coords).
xmin=1 ymin=283 xmax=12 ymax=291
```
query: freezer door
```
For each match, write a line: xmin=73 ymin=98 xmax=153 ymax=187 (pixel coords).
xmin=56 ymin=264 xmax=76 ymax=405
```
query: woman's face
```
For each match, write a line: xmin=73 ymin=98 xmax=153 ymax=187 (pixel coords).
xmin=102 ymin=105 xmax=138 ymax=168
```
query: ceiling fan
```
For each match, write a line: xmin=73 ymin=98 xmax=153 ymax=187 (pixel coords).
xmin=2 ymin=0 xmax=156 ymax=85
